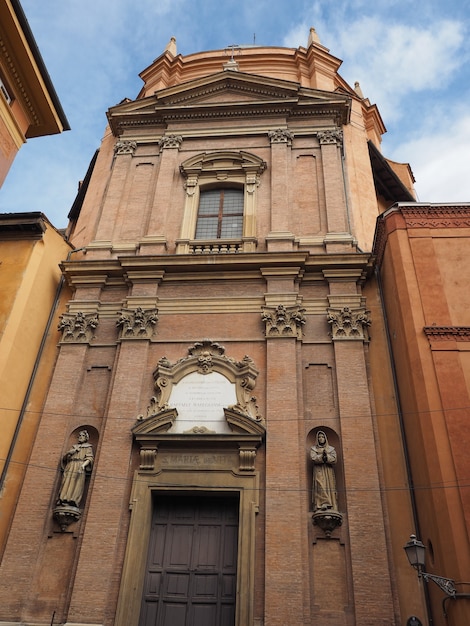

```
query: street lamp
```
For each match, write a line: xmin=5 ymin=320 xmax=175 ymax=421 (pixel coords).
xmin=403 ymin=535 xmax=456 ymax=597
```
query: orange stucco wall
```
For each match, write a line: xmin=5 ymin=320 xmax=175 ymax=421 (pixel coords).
xmin=375 ymin=204 xmax=470 ymax=625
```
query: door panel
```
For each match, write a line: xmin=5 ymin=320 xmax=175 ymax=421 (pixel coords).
xmin=140 ymin=495 xmax=239 ymax=626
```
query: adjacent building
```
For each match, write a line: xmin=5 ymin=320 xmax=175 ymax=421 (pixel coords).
xmin=0 ymin=0 xmax=70 ymax=559
xmin=0 ymin=0 xmax=69 ymax=185
xmin=0 ymin=29 xmax=468 ymax=626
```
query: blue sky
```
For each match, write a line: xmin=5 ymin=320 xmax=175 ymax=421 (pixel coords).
xmin=1 ymin=0 xmax=470 ymax=230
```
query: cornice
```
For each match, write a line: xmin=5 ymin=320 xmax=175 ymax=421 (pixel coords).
xmin=0 ymin=2 xmax=69 ymax=136
xmin=424 ymin=326 xmax=470 ymax=341
xmin=400 ymin=204 xmax=470 ymax=228
xmin=61 ymin=251 xmax=374 ymax=287
xmin=107 ymin=72 xmax=351 ymax=136
xmin=108 ymin=102 xmax=348 ymax=136
xmin=373 ymin=203 xmax=470 ymax=266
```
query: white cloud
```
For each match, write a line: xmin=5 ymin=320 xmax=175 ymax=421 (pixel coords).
xmin=388 ymin=107 xmax=470 ymax=202
xmin=284 ymin=14 xmax=466 ymax=120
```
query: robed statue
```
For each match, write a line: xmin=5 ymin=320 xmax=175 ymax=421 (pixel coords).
xmin=57 ymin=430 xmax=94 ymax=508
xmin=310 ymin=430 xmax=338 ymax=512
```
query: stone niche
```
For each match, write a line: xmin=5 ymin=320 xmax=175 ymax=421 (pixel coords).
xmin=115 ymin=340 xmax=265 ymax=626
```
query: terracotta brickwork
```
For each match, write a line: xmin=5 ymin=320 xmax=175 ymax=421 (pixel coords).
xmin=0 ymin=34 xmax=432 ymax=626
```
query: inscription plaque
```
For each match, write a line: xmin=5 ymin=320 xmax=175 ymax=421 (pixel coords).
xmin=168 ymin=371 xmax=236 ymax=433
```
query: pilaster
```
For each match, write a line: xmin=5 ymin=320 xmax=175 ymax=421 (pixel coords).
xmin=262 ymin=268 xmax=309 ymax=625
xmin=93 ymin=141 xmax=137 ymax=246
xmin=66 ymin=337 xmax=152 ymax=624
xmin=266 ymin=129 xmax=295 ymax=251
xmin=318 ymin=129 xmax=354 ymax=252
xmin=325 ymin=273 xmax=395 ymax=624
xmin=144 ymin=134 xmax=183 ymax=253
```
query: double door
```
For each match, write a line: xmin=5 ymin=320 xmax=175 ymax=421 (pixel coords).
xmin=139 ymin=494 xmax=239 ymax=626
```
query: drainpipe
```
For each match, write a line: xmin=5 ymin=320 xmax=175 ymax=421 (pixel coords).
xmin=0 ymin=247 xmax=85 ymax=496
xmin=375 ymin=265 xmax=434 ymax=625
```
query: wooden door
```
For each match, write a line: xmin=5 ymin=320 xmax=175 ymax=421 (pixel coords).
xmin=139 ymin=495 xmax=239 ymax=626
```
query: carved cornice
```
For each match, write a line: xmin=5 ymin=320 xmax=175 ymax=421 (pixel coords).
xmin=374 ymin=204 xmax=470 ymax=266
xmin=262 ymin=304 xmax=306 ymax=339
xmin=268 ymin=129 xmax=293 ymax=145
xmin=317 ymin=129 xmax=343 ymax=146
xmin=116 ymin=307 xmax=158 ymax=339
xmin=114 ymin=140 xmax=137 ymax=155
xmin=424 ymin=326 xmax=470 ymax=341
xmin=400 ymin=205 xmax=470 ymax=229
xmin=58 ymin=311 xmax=99 ymax=343
xmin=327 ymin=306 xmax=370 ymax=341
xmin=0 ymin=35 xmax=39 ymax=128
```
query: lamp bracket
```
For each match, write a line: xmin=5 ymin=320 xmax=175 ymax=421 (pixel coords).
xmin=420 ymin=571 xmax=456 ymax=597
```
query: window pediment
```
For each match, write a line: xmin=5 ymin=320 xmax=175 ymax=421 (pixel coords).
xmin=180 ymin=150 xmax=266 ymax=178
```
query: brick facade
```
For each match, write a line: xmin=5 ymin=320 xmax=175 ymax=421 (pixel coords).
xmin=0 ymin=36 xmax=438 ymax=626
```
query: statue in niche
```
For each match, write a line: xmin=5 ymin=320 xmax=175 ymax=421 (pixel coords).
xmin=310 ymin=430 xmax=338 ymax=512
xmin=57 ymin=430 xmax=94 ymax=508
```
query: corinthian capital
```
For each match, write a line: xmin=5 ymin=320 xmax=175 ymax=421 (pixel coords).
xmin=317 ymin=129 xmax=343 ymax=146
xmin=262 ymin=304 xmax=306 ymax=339
xmin=159 ymin=134 xmax=183 ymax=150
xmin=327 ymin=306 xmax=370 ymax=341
xmin=268 ymin=129 xmax=293 ymax=145
xmin=114 ymin=140 xmax=137 ymax=155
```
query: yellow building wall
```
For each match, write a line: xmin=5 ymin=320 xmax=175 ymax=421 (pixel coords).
xmin=0 ymin=218 xmax=72 ymax=557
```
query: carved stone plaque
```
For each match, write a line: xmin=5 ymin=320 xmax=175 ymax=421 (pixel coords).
xmin=168 ymin=371 xmax=237 ymax=433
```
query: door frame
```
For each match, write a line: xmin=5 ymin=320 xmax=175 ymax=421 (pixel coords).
xmin=115 ymin=445 xmax=261 ymax=626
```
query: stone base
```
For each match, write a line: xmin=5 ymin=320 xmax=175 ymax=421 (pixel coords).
xmin=312 ymin=509 xmax=343 ymax=537
xmin=53 ymin=504 xmax=81 ymax=531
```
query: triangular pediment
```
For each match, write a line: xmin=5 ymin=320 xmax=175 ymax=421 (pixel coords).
xmin=107 ymin=71 xmax=351 ymax=135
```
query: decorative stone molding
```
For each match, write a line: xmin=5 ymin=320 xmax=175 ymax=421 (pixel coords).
xmin=261 ymin=304 xmax=306 ymax=339
xmin=317 ymin=129 xmax=343 ymax=146
xmin=116 ymin=307 xmax=158 ymax=339
xmin=401 ymin=205 xmax=470 ymax=229
xmin=140 ymin=340 xmax=264 ymax=428
xmin=158 ymin=134 xmax=183 ymax=150
xmin=239 ymin=447 xmax=257 ymax=471
xmin=58 ymin=311 xmax=99 ymax=343
xmin=114 ymin=140 xmax=137 ymax=155
xmin=424 ymin=326 xmax=470 ymax=341
xmin=268 ymin=128 xmax=293 ymax=145
xmin=327 ymin=306 xmax=370 ymax=341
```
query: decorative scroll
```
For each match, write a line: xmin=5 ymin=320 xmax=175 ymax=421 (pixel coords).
xmin=114 ymin=140 xmax=137 ymax=155
xmin=261 ymin=304 xmax=306 ymax=339
xmin=158 ymin=134 xmax=183 ymax=150
xmin=327 ymin=306 xmax=370 ymax=341
xmin=268 ymin=129 xmax=293 ymax=145
xmin=317 ymin=129 xmax=343 ymax=146
xmin=58 ymin=311 xmax=99 ymax=343
xmin=116 ymin=307 xmax=158 ymax=339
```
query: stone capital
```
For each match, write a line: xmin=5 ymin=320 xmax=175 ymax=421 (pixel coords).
xmin=327 ymin=306 xmax=370 ymax=341
xmin=159 ymin=134 xmax=183 ymax=150
xmin=317 ymin=129 xmax=343 ymax=146
xmin=268 ymin=128 xmax=293 ymax=145
xmin=114 ymin=140 xmax=137 ymax=155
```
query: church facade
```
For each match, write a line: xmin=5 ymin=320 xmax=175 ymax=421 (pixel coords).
xmin=1 ymin=30 xmax=468 ymax=626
